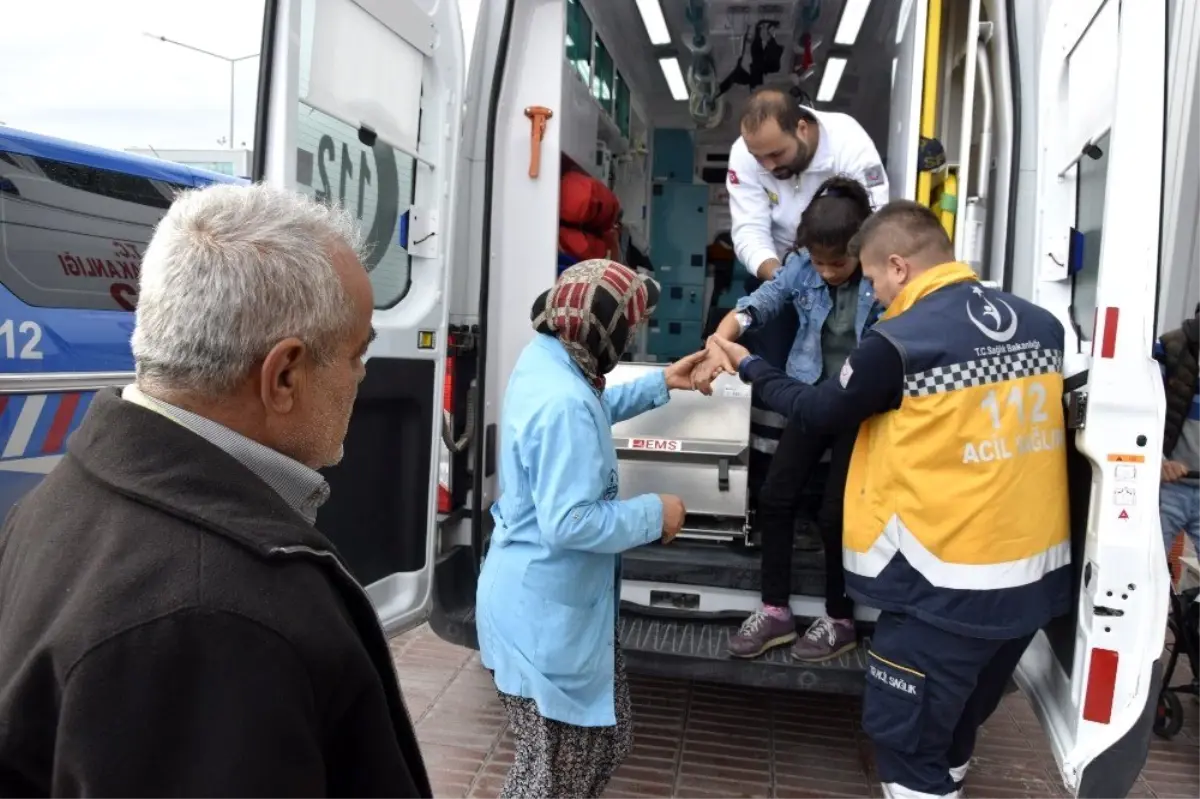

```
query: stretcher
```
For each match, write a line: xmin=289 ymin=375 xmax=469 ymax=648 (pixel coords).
xmin=607 ymin=362 xmax=752 ymax=542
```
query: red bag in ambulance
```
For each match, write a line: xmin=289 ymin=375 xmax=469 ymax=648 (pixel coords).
xmin=558 ymin=168 xmax=622 ymax=262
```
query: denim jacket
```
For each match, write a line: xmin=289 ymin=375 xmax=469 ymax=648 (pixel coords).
xmin=735 ymin=250 xmax=881 ymax=384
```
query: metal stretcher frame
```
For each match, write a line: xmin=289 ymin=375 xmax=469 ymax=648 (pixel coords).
xmin=608 ymin=362 xmax=754 ymax=542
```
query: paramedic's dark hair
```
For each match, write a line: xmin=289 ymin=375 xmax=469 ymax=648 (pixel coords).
xmin=793 ymin=175 xmax=874 ymax=255
xmin=849 ymin=200 xmax=954 ymax=264
xmin=740 ymin=88 xmax=816 ymax=135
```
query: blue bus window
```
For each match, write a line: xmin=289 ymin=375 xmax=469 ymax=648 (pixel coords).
xmin=0 ymin=126 xmax=244 ymax=314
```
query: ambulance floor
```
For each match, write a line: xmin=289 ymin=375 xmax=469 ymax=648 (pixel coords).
xmin=393 ymin=625 xmax=1199 ymax=799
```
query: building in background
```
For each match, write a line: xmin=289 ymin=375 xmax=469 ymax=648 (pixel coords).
xmin=126 ymin=148 xmax=251 ymax=178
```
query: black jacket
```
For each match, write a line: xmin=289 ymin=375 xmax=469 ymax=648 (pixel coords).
xmin=0 ymin=390 xmax=432 ymax=798
xmin=1158 ymin=311 xmax=1199 ymax=458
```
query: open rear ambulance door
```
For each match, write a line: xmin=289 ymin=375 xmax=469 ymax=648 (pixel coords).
xmin=1016 ymin=0 xmax=1171 ymax=795
xmin=252 ymin=0 xmax=465 ymax=634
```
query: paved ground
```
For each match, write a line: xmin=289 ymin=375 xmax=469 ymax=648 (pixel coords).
xmin=391 ymin=625 xmax=1199 ymax=799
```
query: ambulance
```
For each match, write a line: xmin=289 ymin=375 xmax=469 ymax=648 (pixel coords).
xmin=2 ymin=0 xmax=1195 ymax=796
xmin=241 ymin=1 xmax=1200 ymax=794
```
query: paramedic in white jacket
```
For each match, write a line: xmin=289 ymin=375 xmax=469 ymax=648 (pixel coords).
xmin=728 ymin=88 xmax=890 ymax=281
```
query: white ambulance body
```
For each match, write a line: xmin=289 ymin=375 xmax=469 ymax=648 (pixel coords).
xmin=250 ymin=0 xmax=1199 ymax=795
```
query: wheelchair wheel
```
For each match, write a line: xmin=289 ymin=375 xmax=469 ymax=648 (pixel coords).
xmin=1153 ymin=690 xmax=1184 ymax=739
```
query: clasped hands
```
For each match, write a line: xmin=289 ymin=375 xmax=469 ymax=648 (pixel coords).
xmin=687 ymin=335 xmax=752 ymax=395
xmin=659 ymin=336 xmax=752 ymax=396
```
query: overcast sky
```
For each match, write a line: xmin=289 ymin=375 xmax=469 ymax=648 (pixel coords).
xmin=0 ymin=0 xmax=481 ymax=153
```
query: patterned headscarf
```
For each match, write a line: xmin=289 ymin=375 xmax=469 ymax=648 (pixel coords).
xmin=530 ymin=259 xmax=660 ymax=391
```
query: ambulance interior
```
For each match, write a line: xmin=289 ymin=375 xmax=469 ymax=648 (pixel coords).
xmin=562 ymin=0 xmax=1013 ymax=305
xmin=543 ymin=0 xmax=1024 ymax=670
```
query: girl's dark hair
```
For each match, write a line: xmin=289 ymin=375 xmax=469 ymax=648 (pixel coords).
xmin=793 ymin=175 xmax=874 ymax=255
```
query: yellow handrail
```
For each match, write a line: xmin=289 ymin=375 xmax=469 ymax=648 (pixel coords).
xmin=936 ymin=171 xmax=957 ymax=239
xmin=916 ymin=0 xmax=943 ymax=208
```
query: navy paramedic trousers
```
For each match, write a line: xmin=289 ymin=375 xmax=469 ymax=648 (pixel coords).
xmin=864 ymin=611 xmax=1034 ymax=797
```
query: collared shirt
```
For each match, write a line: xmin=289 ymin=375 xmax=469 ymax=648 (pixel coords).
xmin=122 ymin=384 xmax=330 ymax=523
xmin=727 ymin=108 xmax=891 ymax=277
xmin=821 ymin=275 xmax=862 ymax=383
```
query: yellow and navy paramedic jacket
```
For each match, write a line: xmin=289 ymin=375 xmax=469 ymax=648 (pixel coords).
xmin=738 ymin=262 xmax=1072 ymax=639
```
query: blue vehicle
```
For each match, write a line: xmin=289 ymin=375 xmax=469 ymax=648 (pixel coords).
xmin=0 ymin=126 xmax=245 ymax=514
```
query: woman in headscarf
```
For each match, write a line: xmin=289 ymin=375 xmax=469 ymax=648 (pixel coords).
xmin=477 ymin=260 xmax=707 ymax=798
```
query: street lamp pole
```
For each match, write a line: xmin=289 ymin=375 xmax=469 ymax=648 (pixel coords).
xmin=144 ymin=33 xmax=259 ymax=150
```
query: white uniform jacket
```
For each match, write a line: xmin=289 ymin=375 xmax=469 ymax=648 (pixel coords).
xmin=727 ymin=108 xmax=891 ymax=278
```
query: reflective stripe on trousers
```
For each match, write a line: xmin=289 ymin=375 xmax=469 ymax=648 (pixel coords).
xmin=882 ymin=782 xmax=958 ymax=799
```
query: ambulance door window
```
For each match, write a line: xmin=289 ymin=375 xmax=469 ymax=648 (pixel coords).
xmin=1069 ymin=131 xmax=1111 ymax=344
xmin=294 ymin=0 xmax=419 ymax=310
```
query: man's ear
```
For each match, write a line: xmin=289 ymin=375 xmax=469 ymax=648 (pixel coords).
xmin=259 ymin=337 xmax=307 ymax=414
xmin=888 ymin=253 xmax=909 ymax=282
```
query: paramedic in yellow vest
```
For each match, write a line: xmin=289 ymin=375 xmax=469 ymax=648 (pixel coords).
xmin=707 ymin=201 xmax=1071 ymax=799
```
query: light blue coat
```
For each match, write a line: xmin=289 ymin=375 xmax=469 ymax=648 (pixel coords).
xmin=477 ymin=334 xmax=669 ymax=727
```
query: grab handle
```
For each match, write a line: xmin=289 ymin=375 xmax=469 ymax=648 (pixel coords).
xmin=524 ymin=106 xmax=553 ymax=179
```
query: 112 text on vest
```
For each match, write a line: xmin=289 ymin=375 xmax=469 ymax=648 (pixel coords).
xmin=963 ymin=383 xmax=1065 ymax=464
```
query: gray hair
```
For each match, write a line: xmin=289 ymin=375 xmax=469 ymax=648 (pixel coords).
xmin=132 ymin=183 xmax=365 ymax=395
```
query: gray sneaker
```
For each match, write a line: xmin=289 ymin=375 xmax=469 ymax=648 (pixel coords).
xmin=728 ymin=608 xmax=797 ymax=658
xmin=791 ymin=616 xmax=857 ymax=662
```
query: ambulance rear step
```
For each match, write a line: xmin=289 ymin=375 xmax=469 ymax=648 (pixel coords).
xmin=621 ymin=537 xmax=831 ymax=597
xmin=607 ymin=363 xmax=752 ymax=543
xmin=617 ymin=611 xmax=871 ymax=694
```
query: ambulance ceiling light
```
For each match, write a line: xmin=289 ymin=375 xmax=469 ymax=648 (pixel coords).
xmin=659 ymin=57 xmax=689 ymax=101
xmin=635 ymin=0 xmax=672 ymax=46
xmin=834 ymin=0 xmax=871 ymax=46
xmin=817 ymin=56 xmax=848 ymax=102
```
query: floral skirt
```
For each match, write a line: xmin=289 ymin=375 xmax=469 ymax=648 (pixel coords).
xmin=496 ymin=644 xmax=634 ymax=798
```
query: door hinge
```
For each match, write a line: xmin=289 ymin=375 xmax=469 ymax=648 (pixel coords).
xmin=1066 ymin=389 xmax=1088 ymax=429
xmin=1063 ymin=370 xmax=1089 ymax=430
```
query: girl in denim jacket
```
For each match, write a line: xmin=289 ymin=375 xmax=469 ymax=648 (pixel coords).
xmin=706 ymin=175 xmax=881 ymax=662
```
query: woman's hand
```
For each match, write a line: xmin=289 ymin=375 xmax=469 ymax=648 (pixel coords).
xmin=707 ymin=335 xmax=751 ymax=373
xmin=663 ymin=350 xmax=710 ymax=392
xmin=690 ymin=350 xmax=732 ymax=395
xmin=659 ymin=494 xmax=686 ymax=543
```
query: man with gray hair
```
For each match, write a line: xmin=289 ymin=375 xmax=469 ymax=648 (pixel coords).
xmin=0 ymin=183 xmax=432 ymax=797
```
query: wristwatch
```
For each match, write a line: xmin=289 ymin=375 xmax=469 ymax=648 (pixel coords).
xmin=735 ymin=311 xmax=753 ymax=334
